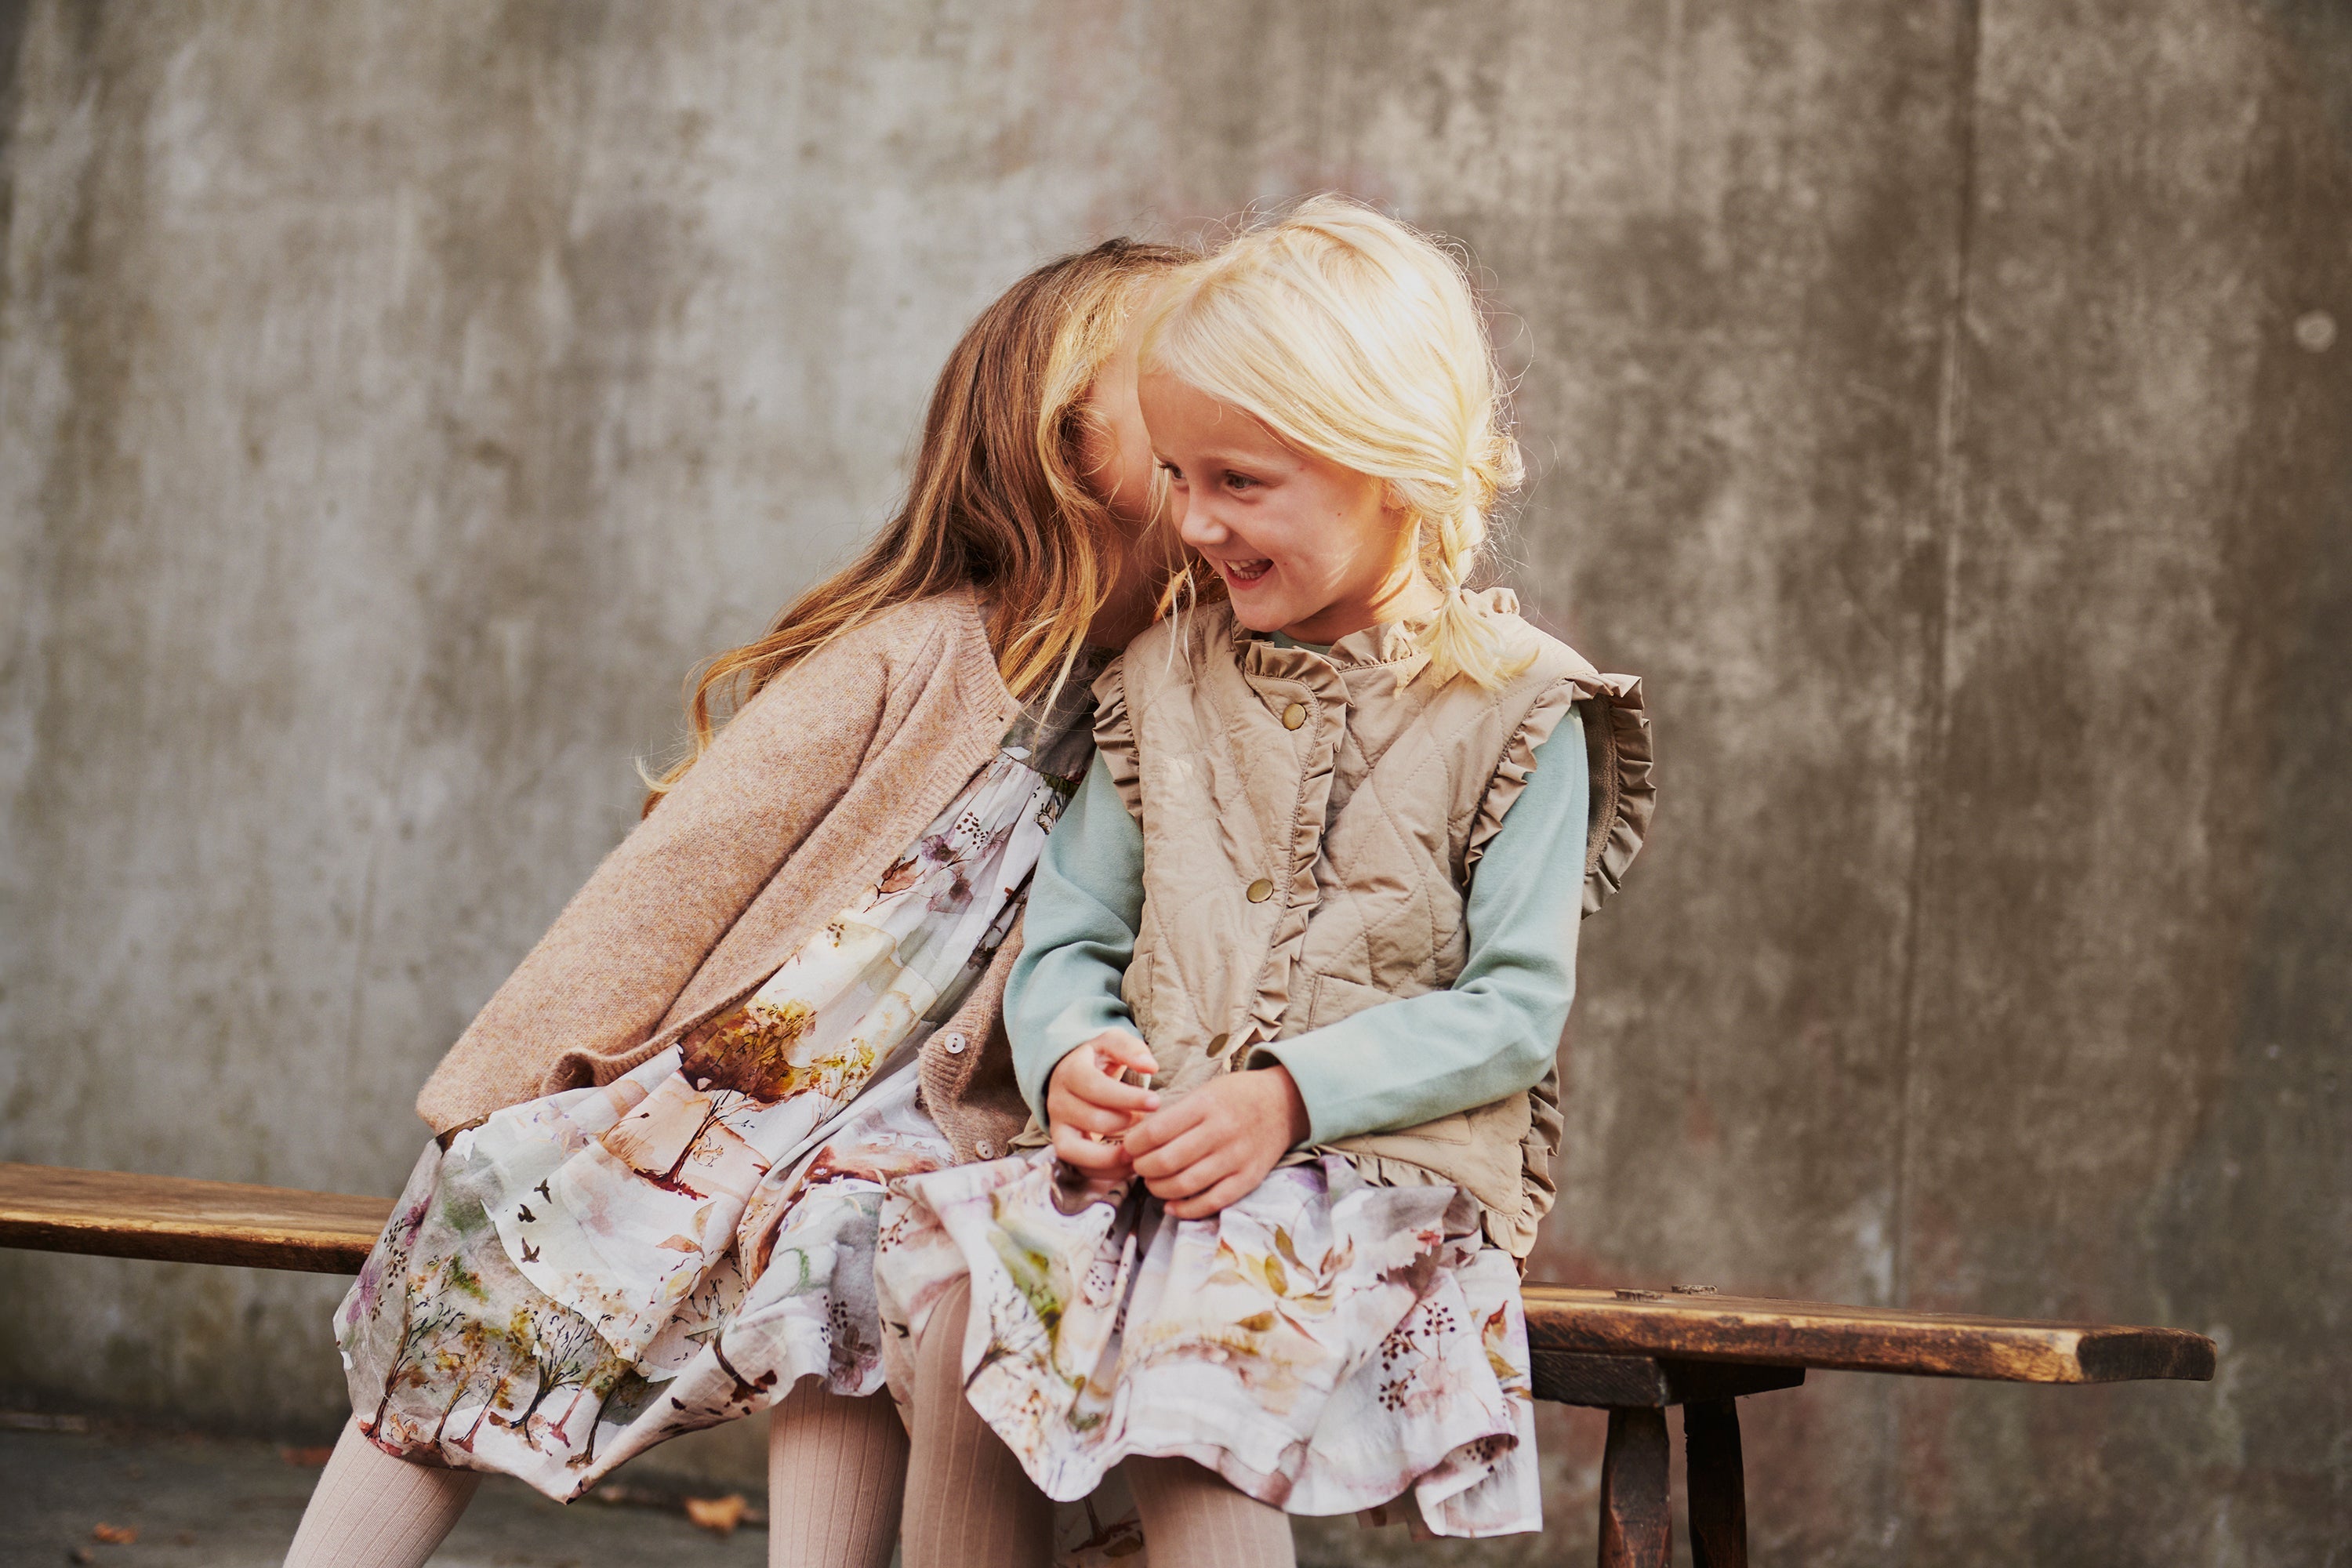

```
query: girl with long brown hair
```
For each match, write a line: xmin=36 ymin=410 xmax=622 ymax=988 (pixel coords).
xmin=283 ymin=236 xmax=1189 ymax=1568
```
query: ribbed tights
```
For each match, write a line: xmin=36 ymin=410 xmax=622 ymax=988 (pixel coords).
xmin=1125 ymin=1455 xmax=1297 ymax=1568
xmin=281 ymin=1421 xmax=480 ymax=1568
xmin=897 ymin=1277 xmax=1296 ymax=1568
xmin=900 ymin=1276 xmax=1054 ymax=1568
xmin=285 ymin=1389 xmax=911 ymax=1568
xmin=766 ymin=1381 xmax=909 ymax=1568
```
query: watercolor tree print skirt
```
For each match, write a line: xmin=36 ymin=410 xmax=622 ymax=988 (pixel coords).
xmin=334 ymin=739 xmax=1078 ymax=1499
xmin=875 ymin=1149 xmax=1542 ymax=1538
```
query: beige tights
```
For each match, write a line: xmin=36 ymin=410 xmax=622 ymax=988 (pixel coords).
xmin=766 ymin=1381 xmax=910 ymax=1568
xmin=1125 ymin=1454 xmax=1297 ymax=1568
xmin=281 ymin=1421 xmax=480 ymax=1568
xmin=900 ymin=1276 xmax=1054 ymax=1568
xmin=285 ymin=1388 xmax=911 ymax=1568
xmin=898 ymin=1277 xmax=1295 ymax=1568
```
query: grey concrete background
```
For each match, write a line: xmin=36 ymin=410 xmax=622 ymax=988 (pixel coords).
xmin=2 ymin=1 xmax=2346 ymax=1562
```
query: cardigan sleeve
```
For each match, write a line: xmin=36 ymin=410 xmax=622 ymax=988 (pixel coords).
xmin=1251 ymin=710 xmax=1589 ymax=1145
xmin=413 ymin=612 xmax=920 ymax=1133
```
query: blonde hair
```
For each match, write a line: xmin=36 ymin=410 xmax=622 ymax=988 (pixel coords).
xmin=1141 ymin=195 xmax=1527 ymax=688
xmin=642 ymin=238 xmax=1190 ymax=813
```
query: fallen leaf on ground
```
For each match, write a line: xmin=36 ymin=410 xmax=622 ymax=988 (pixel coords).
xmin=91 ymin=1526 xmax=138 ymax=1545
xmin=278 ymin=1445 xmax=336 ymax=1467
xmin=682 ymin=1494 xmax=747 ymax=1534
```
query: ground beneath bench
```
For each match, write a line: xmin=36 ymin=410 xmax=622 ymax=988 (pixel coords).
xmin=3 ymin=1425 xmax=770 ymax=1568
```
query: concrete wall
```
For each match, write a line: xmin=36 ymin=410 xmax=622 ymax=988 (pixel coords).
xmin=2 ymin=2 xmax=2345 ymax=1560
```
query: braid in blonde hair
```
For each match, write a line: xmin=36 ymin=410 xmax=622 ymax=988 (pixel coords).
xmin=1414 ymin=419 xmax=1530 ymax=684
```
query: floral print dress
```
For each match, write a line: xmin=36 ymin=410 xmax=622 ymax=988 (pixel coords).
xmin=876 ymin=1149 xmax=1541 ymax=1539
xmin=335 ymin=662 xmax=1109 ymax=1503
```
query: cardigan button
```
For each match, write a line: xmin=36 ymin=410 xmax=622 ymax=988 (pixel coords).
xmin=1281 ymin=702 xmax=1306 ymax=730
xmin=975 ymin=1140 xmax=995 ymax=1160
xmin=941 ymin=1031 xmax=967 ymax=1054
xmin=1207 ymin=1032 xmax=1231 ymax=1056
xmin=1246 ymin=877 xmax=1273 ymax=903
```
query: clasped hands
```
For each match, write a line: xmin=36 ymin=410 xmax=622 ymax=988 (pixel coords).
xmin=1046 ymin=1029 xmax=1308 ymax=1220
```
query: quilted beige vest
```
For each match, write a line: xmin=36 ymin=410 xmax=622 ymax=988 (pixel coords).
xmin=1094 ymin=590 xmax=1653 ymax=1254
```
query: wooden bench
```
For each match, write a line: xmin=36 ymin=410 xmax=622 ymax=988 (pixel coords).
xmin=1518 ymin=1283 xmax=2212 ymax=1565
xmin=0 ymin=1162 xmax=2216 ymax=1566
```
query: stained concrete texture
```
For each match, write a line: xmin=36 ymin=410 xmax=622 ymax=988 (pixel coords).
xmin=0 ymin=2 xmax=2346 ymax=1563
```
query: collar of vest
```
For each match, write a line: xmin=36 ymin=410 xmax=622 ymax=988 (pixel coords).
xmin=1225 ymin=586 xmax=1523 ymax=676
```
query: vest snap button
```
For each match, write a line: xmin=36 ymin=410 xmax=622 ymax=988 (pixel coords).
xmin=941 ymin=1031 xmax=967 ymax=1054
xmin=1281 ymin=702 xmax=1306 ymax=730
xmin=1207 ymin=1032 xmax=1230 ymax=1056
xmin=1246 ymin=877 xmax=1273 ymax=903
xmin=975 ymin=1140 xmax=995 ymax=1160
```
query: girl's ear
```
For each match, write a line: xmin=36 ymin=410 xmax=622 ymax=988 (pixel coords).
xmin=1380 ymin=479 xmax=1412 ymax=517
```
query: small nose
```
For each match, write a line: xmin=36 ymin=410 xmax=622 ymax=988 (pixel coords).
xmin=1178 ymin=497 xmax=1228 ymax=548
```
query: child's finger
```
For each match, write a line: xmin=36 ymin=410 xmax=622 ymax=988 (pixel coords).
xmin=1052 ymin=1124 xmax=1135 ymax=1174
xmin=1073 ymin=1072 xmax=1158 ymax=1116
xmin=1051 ymin=1098 xmax=1138 ymax=1138
xmin=1122 ymin=1095 xmax=1207 ymax=1158
xmin=1089 ymin=1030 xmax=1161 ymax=1080
xmin=1141 ymin=1145 xmax=1239 ymax=1202
xmin=1050 ymin=1047 xmax=1158 ymax=1119
xmin=1163 ymin=1170 xmax=1260 ymax=1221
xmin=1128 ymin=1120 xmax=1225 ymax=1181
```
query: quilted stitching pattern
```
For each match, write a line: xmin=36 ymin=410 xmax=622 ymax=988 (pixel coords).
xmin=1097 ymin=596 xmax=1653 ymax=1252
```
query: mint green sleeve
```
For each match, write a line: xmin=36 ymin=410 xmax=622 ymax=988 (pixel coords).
xmin=1006 ymin=751 xmax=1145 ymax=1119
xmin=1253 ymin=709 xmax=1589 ymax=1144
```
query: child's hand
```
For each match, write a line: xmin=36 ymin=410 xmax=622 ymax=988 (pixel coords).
xmin=1124 ymin=1065 xmax=1309 ymax=1221
xmin=1047 ymin=1030 xmax=1162 ymax=1183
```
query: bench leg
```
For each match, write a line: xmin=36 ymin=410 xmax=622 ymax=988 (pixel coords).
xmin=1598 ymin=1406 xmax=1672 ymax=1568
xmin=1683 ymin=1398 xmax=1748 ymax=1568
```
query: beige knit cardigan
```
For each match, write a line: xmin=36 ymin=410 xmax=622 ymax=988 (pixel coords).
xmin=415 ymin=590 xmax=1036 ymax=1164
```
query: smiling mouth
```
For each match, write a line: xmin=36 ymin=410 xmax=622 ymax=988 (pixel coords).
xmin=1219 ymin=557 xmax=1273 ymax=585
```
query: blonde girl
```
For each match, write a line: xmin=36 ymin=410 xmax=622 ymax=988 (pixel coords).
xmin=285 ymin=237 xmax=1189 ymax=1568
xmin=873 ymin=198 xmax=1654 ymax=1566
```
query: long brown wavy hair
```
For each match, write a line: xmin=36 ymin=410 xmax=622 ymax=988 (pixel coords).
xmin=643 ymin=238 xmax=1191 ymax=812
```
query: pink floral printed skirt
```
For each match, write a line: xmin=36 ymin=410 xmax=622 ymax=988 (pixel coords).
xmin=875 ymin=1149 xmax=1541 ymax=1537
xmin=339 ymin=1061 xmax=954 ymax=1497
xmin=333 ymin=722 xmax=1091 ymax=1500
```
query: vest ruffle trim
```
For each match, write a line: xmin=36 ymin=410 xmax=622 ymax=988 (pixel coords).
xmin=1461 ymin=666 xmax=1655 ymax=920
xmin=1090 ymin=662 xmax=1144 ymax=817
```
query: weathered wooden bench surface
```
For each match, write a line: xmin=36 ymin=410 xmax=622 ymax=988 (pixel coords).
xmin=1516 ymin=1282 xmax=2213 ymax=1565
xmin=0 ymin=1160 xmax=390 ymax=1273
xmin=0 ymin=1162 xmax=2216 ymax=1567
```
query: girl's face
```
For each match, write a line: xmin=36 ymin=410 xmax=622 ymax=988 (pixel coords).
xmin=1141 ymin=372 xmax=1436 ymax=644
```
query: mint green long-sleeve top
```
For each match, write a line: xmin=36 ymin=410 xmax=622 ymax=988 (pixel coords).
xmin=1007 ymin=706 xmax=1591 ymax=1144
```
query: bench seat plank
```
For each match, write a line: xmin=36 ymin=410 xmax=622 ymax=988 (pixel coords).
xmin=1521 ymin=1285 xmax=2214 ymax=1384
xmin=0 ymin=1163 xmax=2219 ymax=1391
xmin=0 ymin=1162 xmax=391 ymax=1275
